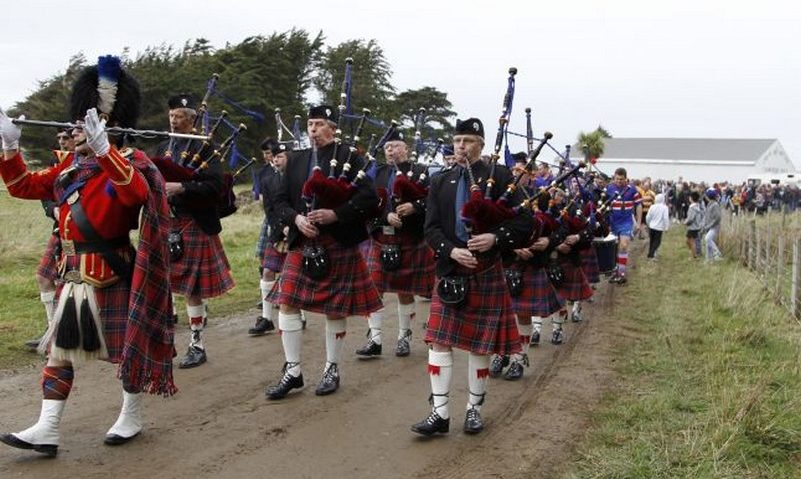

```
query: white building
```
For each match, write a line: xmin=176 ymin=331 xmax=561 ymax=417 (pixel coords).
xmin=568 ymin=138 xmax=795 ymax=184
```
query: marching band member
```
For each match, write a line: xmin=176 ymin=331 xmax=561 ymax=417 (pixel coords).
xmin=0 ymin=56 xmax=175 ymax=456
xmin=265 ymin=105 xmax=382 ymax=399
xmin=358 ymin=130 xmax=435 ymax=358
xmin=411 ymin=118 xmax=535 ymax=436
xmin=156 ymin=94 xmax=235 ymax=369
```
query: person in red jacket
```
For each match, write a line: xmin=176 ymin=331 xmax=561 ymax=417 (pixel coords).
xmin=0 ymin=56 xmax=175 ymax=457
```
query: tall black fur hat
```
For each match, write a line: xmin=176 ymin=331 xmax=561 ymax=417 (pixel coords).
xmin=69 ymin=55 xmax=141 ymax=128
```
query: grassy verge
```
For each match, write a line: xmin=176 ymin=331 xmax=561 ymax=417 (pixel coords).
xmin=0 ymin=186 xmax=264 ymax=370
xmin=566 ymin=230 xmax=801 ymax=478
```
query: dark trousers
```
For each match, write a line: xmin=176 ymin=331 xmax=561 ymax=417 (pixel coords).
xmin=647 ymin=229 xmax=663 ymax=258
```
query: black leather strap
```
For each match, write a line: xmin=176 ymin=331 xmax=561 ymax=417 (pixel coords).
xmin=67 ymin=193 xmax=132 ymax=282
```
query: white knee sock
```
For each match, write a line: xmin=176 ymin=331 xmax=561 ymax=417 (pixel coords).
xmin=516 ymin=322 xmax=533 ymax=358
xmin=428 ymin=350 xmax=453 ymax=419
xmin=260 ymin=280 xmax=274 ymax=319
xmin=398 ymin=302 xmax=415 ymax=339
xmin=467 ymin=353 xmax=490 ymax=411
xmin=532 ymin=316 xmax=543 ymax=334
xmin=367 ymin=308 xmax=383 ymax=344
xmin=325 ymin=318 xmax=347 ymax=366
xmin=187 ymin=304 xmax=205 ymax=349
xmin=40 ymin=291 xmax=56 ymax=324
xmin=279 ymin=312 xmax=304 ymax=376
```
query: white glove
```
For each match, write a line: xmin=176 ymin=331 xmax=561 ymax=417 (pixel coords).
xmin=0 ymin=107 xmax=23 ymax=151
xmin=84 ymin=108 xmax=110 ymax=157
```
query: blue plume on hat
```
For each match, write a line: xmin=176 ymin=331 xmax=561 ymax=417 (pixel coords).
xmin=97 ymin=55 xmax=122 ymax=82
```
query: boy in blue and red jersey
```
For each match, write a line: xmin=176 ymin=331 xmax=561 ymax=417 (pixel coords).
xmin=604 ymin=167 xmax=642 ymax=284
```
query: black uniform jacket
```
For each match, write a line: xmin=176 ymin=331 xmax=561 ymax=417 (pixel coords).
xmin=260 ymin=166 xmax=285 ymax=244
xmin=274 ymin=141 xmax=379 ymax=248
xmin=425 ymin=160 xmax=536 ymax=277
xmin=370 ymin=160 xmax=429 ymax=240
xmin=155 ymin=138 xmax=224 ymax=236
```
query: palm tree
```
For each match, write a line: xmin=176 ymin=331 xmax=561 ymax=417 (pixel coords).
xmin=577 ymin=130 xmax=606 ymax=163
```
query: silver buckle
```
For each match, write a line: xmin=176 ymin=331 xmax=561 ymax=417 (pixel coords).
xmin=61 ymin=239 xmax=76 ymax=256
xmin=63 ymin=270 xmax=83 ymax=283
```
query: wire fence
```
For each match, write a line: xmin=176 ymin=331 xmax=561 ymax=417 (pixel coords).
xmin=720 ymin=210 xmax=801 ymax=322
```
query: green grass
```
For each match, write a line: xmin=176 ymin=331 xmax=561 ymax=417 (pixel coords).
xmin=0 ymin=186 xmax=264 ymax=370
xmin=566 ymin=230 xmax=801 ymax=478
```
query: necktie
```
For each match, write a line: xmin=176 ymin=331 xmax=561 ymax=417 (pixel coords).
xmin=454 ymin=166 xmax=470 ymax=242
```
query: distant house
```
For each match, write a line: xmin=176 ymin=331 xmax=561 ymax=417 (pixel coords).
xmin=568 ymin=138 xmax=795 ymax=183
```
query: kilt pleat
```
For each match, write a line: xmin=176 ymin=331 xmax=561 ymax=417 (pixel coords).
xmin=507 ymin=262 xmax=565 ymax=318
xmin=261 ymin=243 xmax=286 ymax=273
xmin=36 ymin=234 xmax=61 ymax=281
xmin=169 ymin=216 xmax=235 ymax=298
xmin=556 ymin=259 xmax=594 ymax=301
xmin=580 ymin=244 xmax=601 ymax=284
xmin=366 ymin=235 xmax=435 ymax=297
xmin=267 ymin=235 xmax=383 ymax=317
xmin=426 ymin=261 xmax=521 ymax=356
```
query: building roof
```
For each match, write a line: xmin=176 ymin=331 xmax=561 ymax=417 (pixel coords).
xmin=569 ymin=138 xmax=777 ymax=165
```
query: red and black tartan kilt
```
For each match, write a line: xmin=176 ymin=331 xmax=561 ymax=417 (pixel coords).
xmin=366 ymin=233 xmax=435 ymax=297
xmin=507 ymin=262 xmax=564 ymax=318
xmin=267 ymin=235 xmax=383 ymax=317
xmin=52 ymin=255 xmax=129 ymax=363
xmin=36 ymin=234 xmax=60 ymax=281
xmin=426 ymin=260 xmax=521 ymax=356
xmin=169 ymin=216 xmax=235 ymax=298
xmin=556 ymin=259 xmax=594 ymax=302
xmin=580 ymin=244 xmax=601 ymax=284
xmin=261 ymin=243 xmax=287 ymax=274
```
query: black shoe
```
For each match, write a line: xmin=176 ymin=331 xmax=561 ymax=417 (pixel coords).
xmin=248 ymin=316 xmax=275 ymax=336
xmin=551 ymin=329 xmax=564 ymax=345
xmin=616 ymin=275 xmax=627 ymax=285
xmin=355 ymin=338 xmax=382 ymax=358
xmin=266 ymin=365 xmax=304 ymax=400
xmin=489 ymin=355 xmax=509 ymax=378
xmin=531 ymin=330 xmax=541 ymax=346
xmin=315 ymin=363 xmax=340 ymax=396
xmin=178 ymin=345 xmax=207 ymax=369
xmin=395 ymin=331 xmax=412 ymax=357
xmin=463 ymin=407 xmax=484 ymax=434
xmin=104 ymin=431 xmax=141 ymax=446
xmin=0 ymin=433 xmax=58 ymax=457
xmin=571 ymin=308 xmax=583 ymax=323
xmin=24 ymin=334 xmax=44 ymax=349
xmin=171 ymin=313 xmax=179 ymax=325
xmin=410 ymin=411 xmax=450 ymax=436
xmin=503 ymin=355 xmax=528 ymax=381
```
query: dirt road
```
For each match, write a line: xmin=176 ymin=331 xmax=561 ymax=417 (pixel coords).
xmin=0 ymin=280 xmax=628 ymax=479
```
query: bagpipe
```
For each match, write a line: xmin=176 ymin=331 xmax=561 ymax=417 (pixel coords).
xmin=151 ymin=73 xmax=252 ymax=218
xmin=459 ymin=67 xmax=520 ymax=235
xmin=391 ymin=108 xmax=431 ymax=205
xmin=302 ymin=58 xmax=380 ymax=212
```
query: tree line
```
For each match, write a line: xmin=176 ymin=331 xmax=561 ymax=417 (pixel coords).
xmin=9 ymin=29 xmax=456 ymax=167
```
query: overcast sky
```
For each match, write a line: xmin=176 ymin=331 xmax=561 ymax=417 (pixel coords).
xmin=2 ymin=0 xmax=800 ymax=168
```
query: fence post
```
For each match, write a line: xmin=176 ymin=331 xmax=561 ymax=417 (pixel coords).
xmin=777 ymin=236 xmax=785 ymax=301
xmin=749 ymin=220 xmax=756 ymax=270
xmin=792 ymin=239 xmax=800 ymax=319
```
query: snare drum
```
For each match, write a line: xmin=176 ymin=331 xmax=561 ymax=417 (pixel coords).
xmin=593 ymin=236 xmax=618 ymax=274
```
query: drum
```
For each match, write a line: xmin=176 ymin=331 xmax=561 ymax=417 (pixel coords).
xmin=593 ymin=236 xmax=618 ymax=274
